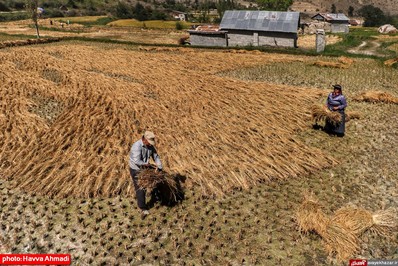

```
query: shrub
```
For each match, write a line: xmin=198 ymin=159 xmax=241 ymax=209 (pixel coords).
xmin=175 ymin=21 xmax=184 ymax=30
xmin=0 ymin=2 xmax=11 ymax=12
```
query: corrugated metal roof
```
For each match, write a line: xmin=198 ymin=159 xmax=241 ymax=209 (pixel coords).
xmin=220 ymin=10 xmax=300 ymax=33
xmin=312 ymin=13 xmax=349 ymax=22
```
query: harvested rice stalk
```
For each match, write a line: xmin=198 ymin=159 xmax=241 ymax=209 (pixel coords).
xmin=296 ymin=193 xmax=329 ymax=233
xmin=384 ymin=57 xmax=398 ymax=67
xmin=353 ymin=91 xmax=398 ymax=104
xmin=311 ymin=105 xmax=342 ymax=125
xmin=338 ymin=56 xmax=354 ymax=66
xmin=137 ymin=168 xmax=178 ymax=195
xmin=322 ymin=222 xmax=359 ymax=262
xmin=296 ymin=195 xmax=359 ymax=262
xmin=332 ymin=207 xmax=373 ymax=235
xmin=345 ymin=111 xmax=361 ymax=122
xmin=371 ymin=209 xmax=397 ymax=237
xmin=332 ymin=207 xmax=397 ymax=238
xmin=313 ymin=61 xmax=349 ymax=69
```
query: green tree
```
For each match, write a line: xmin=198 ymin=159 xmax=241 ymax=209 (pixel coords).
xmin=0 ymin=2 xmax=11 ymax=11
xmin=66 ymin=0 xmax=79 ymax=8
xmin=256 ymin=0 xmax=293 ymax=11
xmin=348 ymin=6 xmax=354 ymax=17
xmin=358 ymin=4 xmax=386 ymax=27
xmin=115 ymin=1 xmax=133 ymax=19
xmin=25 ymin=0 xmax=40 ymax=38
xmin=133 ymin=2 xmax=150 ymax=21
xmin=331 ymin=4 xmax=336 ymax=13
xmin=216 ymin=0 xmax=236 ymax=20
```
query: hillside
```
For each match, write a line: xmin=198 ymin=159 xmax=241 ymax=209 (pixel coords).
xmin=291 ymin=0 xmax=398 ymax=16
xmin=1 ymin=0 xmax=398 ymax=20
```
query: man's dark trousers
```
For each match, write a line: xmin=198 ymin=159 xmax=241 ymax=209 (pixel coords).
xmin=129 ymin=168 xmax=147 ymax=210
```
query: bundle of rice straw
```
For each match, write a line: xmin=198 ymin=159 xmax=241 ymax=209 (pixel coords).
xmin=322 ymin=222 xmax=359 ymax=262
xmin=295 ymin=194 xmax=359 ymax=262
xmin=345 ymin=111 xmax=361 ymax=122
xmin=369 ymin=209 xmax=397 ymax=237
xmin=137 ymin=168 xmax=177 ymax=194
xmin=338 ymin=56 xmax=354 ymax=66
xmin=384 ymin=57 xmax=398 ymax=67
xmin=313 ymin=61 xmax=349 ymax=69
xmin=353 ymin=91 xmax=398 ymax=104
xmin=296 ymin=194 xmax=329 ymax=233
xmin=297 ymin=194 xmax=398 ymax=262
xmin=313 ymin=57 xmax=353 ymax=69
xmin=332 ymin=206 xmax=374 ymax=235
xmin=311 ymin=105 xmax=342 ymax=125
xmin=332 ymin=206 xmax=397 ymax=237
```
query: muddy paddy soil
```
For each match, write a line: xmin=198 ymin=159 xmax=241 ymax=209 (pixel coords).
xmin=0 ymin=99 xmax=397 ymax=265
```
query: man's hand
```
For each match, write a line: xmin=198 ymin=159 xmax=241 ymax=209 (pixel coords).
xmin=142 ymin=164 xmax=155 ymax=169
xmin=333 ymin=106 xmax=339 ymax=110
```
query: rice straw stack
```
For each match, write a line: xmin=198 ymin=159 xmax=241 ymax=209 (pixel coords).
xmin=370 ymin=209 xmax=397 ymax=237
xmin=332 ymin=206 xmax=374 ymax=235
xmin=313 ymin=61 xmax=349 ymax=69
xmin=296 ymin=196 xmax=397 ymax=262
xmin=296 ymin=194 xmax=329 ymax=233
xmin=295 ymin=194 xmax=359 ymax=262
xmin=353 ymin=91 xmax=398 ymax=104
xmin=384 ymin=57 xmax=398 ymax=67
xmin=332 ymin=207 xmax=397 ymax=238
xmin=345 ymin=111 xmax=361 ymax=122
xmin=322 ymin=222 xmax=359 ymax=262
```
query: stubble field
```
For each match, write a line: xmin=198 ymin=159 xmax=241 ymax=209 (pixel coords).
xmin=0 ymin=39 xmax=397 ymax=265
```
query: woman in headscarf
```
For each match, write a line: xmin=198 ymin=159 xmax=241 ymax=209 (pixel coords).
xmin=325 ymin=84 xmax=347 ymax=137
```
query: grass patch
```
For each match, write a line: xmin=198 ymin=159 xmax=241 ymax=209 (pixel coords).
xmin=58 ymin=16 xmax=116 ymax=26
xmin=54 ymin=16 xmax=108 ymax=24
xmin=35 ymin=25 xmax=85 ymax=34
xmin=0 ymin=11 xmax=29 ymax=22
xmin=0 ymin=32 xmax=31 ymax=41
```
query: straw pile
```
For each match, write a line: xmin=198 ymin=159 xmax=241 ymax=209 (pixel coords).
xmin=296 ymin=195 xmax=397 ymax=262
xmin=296 ymin=194 xmax=359 ymax=262
xmin=384 ymin=57 xmax=398 ymax=67
xmin=0 ymin=44 xmax=336 ymax=198
xmin=313 ymin=57 xmax=353 ymax=69
xmin=345 ymin=111 xmax=361 ymax=122
xmin=0 ymin=38 xmax=61 ymax=49
xmin=353 ymin=91 xmax=398 ymax=104
xmin=332 ymin=206 xmax=397 ymax=237
xmin=311 ymin=105 xmax=342 ymax=125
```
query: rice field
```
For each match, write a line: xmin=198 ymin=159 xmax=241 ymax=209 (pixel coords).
xmin=0 ymin=39 xmax=397 ymax=265
xmin=0 ymin=43 xmax=335 ymax=198
xmin=108 ymin=19 xmax=193 ymax=29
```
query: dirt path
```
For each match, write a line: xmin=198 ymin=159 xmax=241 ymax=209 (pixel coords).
xmin=348 ymin=40 xmax=382 ymax=56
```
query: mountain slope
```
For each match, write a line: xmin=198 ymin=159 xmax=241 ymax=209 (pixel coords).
xmin=291 ymin=0 xmax=398 ymax=16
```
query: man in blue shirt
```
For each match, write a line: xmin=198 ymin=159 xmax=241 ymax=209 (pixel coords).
xmin=129 ymin=131 xmax=163 ymax=215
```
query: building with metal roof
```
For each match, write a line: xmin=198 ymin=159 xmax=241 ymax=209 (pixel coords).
xmin=311 ymin=13 xmax=350 ymax=33
xmin=188 ymin=10 xmax=300 ymax=48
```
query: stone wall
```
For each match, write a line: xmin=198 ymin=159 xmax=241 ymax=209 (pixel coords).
xmin=227 ymin=30 xmax=297 ymax=48
xmin=189 ymin=33 xmax=227 ymax=47
xmin=331 ymin=24 xmax=349 ymax=33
